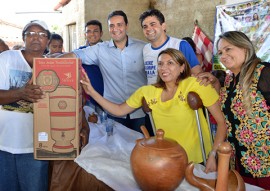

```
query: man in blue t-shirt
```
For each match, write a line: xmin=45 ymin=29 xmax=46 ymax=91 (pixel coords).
xmin=78 ymin=20 xmax=104 ymax=109
xmin=139 ymin=9 xmax=202 ymax=85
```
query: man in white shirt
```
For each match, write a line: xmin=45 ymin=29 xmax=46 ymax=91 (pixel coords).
xmin=0 ymin=20 xmax=51 ymax=191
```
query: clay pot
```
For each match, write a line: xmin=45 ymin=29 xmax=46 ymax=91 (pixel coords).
xmin=130 ymin=127 xmax=188 ymax=191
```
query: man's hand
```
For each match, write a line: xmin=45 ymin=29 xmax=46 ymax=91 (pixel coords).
xmin=194 ymin=72 xmax=217 ymax=86
xmin=19 ymin=79 xmax=45 ymax=103
xmin=194 ymin=72 xmax=221 ymax=93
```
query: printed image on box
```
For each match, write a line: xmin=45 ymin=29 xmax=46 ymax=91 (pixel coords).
xmin=33 ymin=58 xmax=82 ymax=160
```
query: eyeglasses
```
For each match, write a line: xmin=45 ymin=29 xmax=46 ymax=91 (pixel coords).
xmin=24 ymin=31 xmax=48 ymax=38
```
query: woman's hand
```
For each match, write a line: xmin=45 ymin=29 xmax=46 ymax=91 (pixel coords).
xmin=204 ymin=154 xmax=217 ymax=173
xmin=80 ymin=69 xmax=94 ymax=96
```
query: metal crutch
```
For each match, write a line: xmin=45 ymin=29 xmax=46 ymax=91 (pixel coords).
xmin=187 ymin=91 xmax=207 ymax=166
xmin=204 ymin=107 xmax=214 ymax=146
xmin=142 ymin=97 xmax=156 ymax=135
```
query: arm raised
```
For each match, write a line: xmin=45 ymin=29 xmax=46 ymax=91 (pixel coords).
xmin=80 ymin=69 xmax=135 ymax=116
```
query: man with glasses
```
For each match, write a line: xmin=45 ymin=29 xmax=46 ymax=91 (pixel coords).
xmin=60 ymin=10 xmax=152 ymax=135
xmin=0 ymin=20 xmax=50 ymax=191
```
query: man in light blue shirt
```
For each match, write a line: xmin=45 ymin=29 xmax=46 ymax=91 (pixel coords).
xmin=60 ymin=10 xmax=149 ymax=134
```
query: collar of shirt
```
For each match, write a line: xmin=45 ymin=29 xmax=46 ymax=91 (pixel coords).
xmin=111 ymin=35 xmax=129 ymax=48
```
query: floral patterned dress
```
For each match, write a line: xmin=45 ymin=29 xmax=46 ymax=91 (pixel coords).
xmin=220 ymin=63 xmax=270 ymax=178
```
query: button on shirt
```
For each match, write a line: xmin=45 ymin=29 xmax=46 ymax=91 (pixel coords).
xmin=73 ymin=37 xmax=147 ymax=119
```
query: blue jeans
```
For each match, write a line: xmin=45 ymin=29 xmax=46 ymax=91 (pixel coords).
xmin=0 ymin=150 xmax=48 ymax=191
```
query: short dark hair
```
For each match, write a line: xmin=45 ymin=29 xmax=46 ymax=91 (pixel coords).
xmin=107 ymin=10 xmax=128 ymax=25
xmin=139 ymin=9 xmax=165 ymax=27
xmin=48 ymin=33 xmax=63 ymax=46
xmin=85 ymin=20 xmax=103 ymax=32
xmin=182 ymin=37 xmax=196 ymax=53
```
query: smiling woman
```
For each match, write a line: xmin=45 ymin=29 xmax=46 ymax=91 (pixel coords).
xmin=196 ymin=31 xmax=270 ymax=189
xmin=80 ymin=47 xmax=227 ymax=173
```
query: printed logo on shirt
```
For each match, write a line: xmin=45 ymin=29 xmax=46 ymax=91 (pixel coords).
xmin=1 ymin=69 xmax=33 ymax=113
xmin=145 ymin=60 xmax=156 ymax=78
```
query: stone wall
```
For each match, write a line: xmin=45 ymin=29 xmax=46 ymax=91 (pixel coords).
xmin=152 ymin=0 xmax=222 ymax=40
xmin=62 ymin=0 xmax=150 ymax=50
xmin=61 ymin=0 xmax=84 ymax=50
xmin=83 ymin=0 xmax=149 ymax=41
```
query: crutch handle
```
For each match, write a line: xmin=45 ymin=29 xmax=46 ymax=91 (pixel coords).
xmin=187 ymin=92 xmax=203 ymax=110
xmin=142 ymin=97 xmax=156 ymax=135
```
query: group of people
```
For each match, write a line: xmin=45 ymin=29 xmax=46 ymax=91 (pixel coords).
xmin=0 ymin=8 xmax=269 ymax=191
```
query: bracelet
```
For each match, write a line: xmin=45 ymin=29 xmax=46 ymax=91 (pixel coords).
xmin=208 ymin=150 xmax=217 ymax=158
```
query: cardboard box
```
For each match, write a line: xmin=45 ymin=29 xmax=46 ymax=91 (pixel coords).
xmin=33 ymin=58 xmax=82 ymax=160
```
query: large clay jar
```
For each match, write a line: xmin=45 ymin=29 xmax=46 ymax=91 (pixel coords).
xmin=130 ymin=128 xmax=188 ymax=191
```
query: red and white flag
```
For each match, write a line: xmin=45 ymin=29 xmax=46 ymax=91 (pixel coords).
xmin=192 ymin=25 xmax=213 ymax=72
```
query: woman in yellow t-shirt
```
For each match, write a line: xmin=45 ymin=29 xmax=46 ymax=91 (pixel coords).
xmin=81 ymin=48 xmax=227 ymax=173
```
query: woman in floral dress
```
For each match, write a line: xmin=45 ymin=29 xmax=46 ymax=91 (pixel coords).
xmin=197 ymin=31 xmax=270 ymax=189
